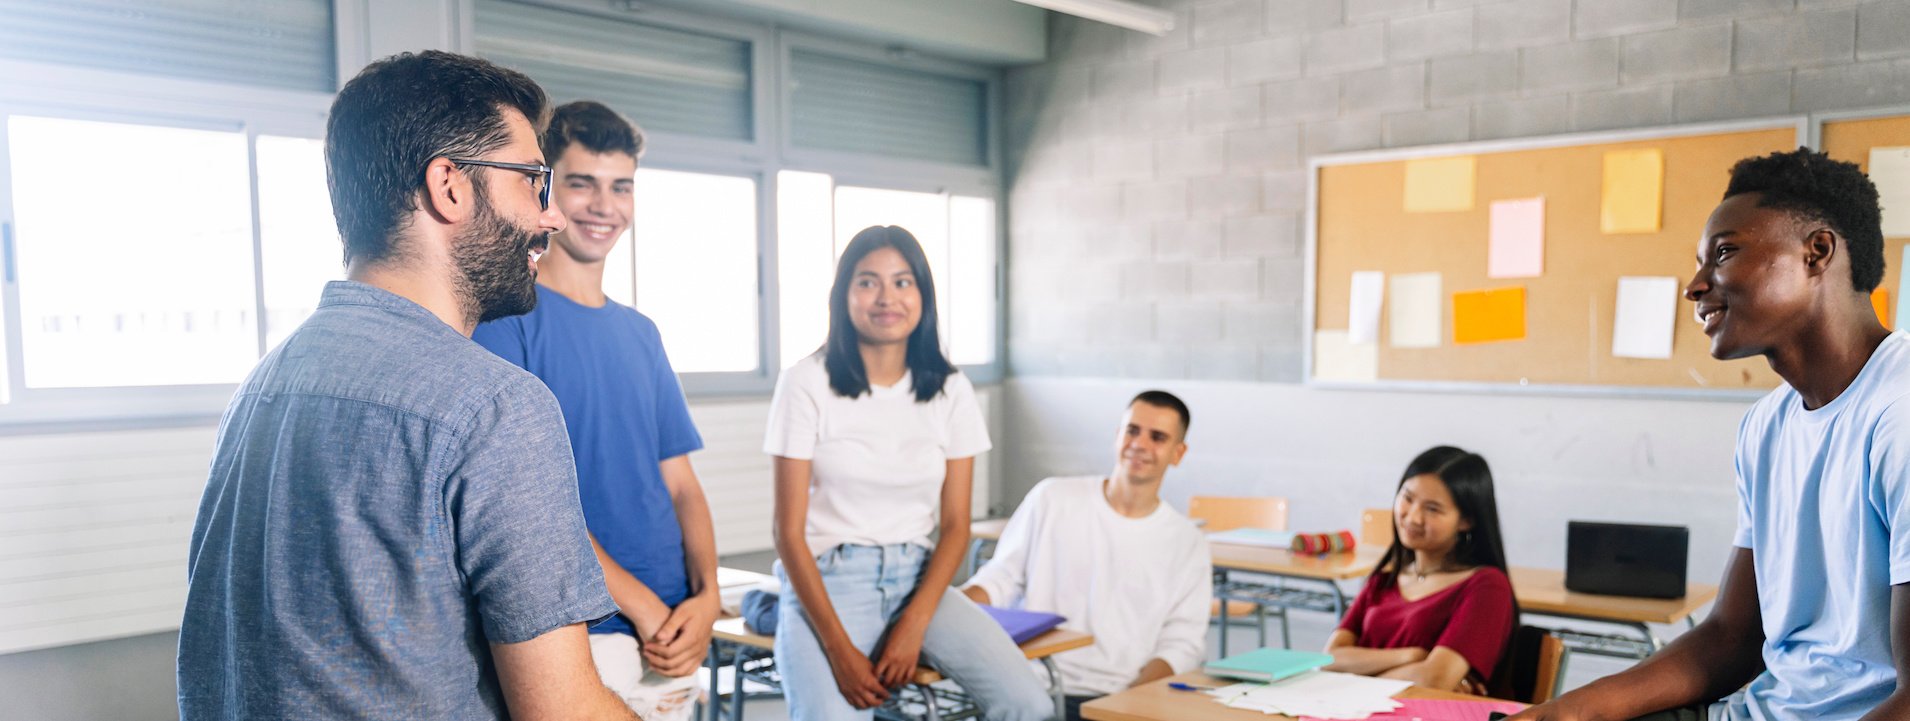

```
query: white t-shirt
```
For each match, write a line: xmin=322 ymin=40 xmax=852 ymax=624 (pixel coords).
xmin=964 ymin=476 xmax=1212 ymax=696
xmin=763 ymin=354 xmax=991 ymax=553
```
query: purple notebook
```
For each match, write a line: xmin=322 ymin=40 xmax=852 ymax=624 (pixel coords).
xmin=979 ymin=604 xmax=1067 ymax=645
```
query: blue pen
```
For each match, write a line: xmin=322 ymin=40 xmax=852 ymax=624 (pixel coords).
xmin=1168 ymin=682 xmax=1218 ymax=692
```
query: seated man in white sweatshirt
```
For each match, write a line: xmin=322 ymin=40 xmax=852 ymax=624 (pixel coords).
xmin=962 ymin=390 xmax=1212 ymax=720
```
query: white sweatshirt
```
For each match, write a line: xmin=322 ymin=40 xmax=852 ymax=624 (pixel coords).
xmin=964 ymin=476 xmax=1212 ymax=696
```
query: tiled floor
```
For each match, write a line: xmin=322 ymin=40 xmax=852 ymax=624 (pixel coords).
xmin=708 ymin=552 xmax=1664 ymax=720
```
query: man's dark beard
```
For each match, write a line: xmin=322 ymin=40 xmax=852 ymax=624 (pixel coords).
xmin=451 ymin=193 xmax=546 ymax=324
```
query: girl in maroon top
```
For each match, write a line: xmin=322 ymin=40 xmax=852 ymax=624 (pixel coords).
xmin=1325 ymin=446 xmax=1517 ymax=694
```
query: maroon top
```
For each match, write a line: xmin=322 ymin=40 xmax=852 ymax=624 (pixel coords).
xmin=1336 ymin=565 xmax=1516 ymax=681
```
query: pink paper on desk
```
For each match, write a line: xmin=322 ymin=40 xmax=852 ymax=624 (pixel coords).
xmin=1301 ymin=697 xmax=1527 ymax=721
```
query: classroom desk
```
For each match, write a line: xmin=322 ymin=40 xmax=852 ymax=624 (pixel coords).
xmin=705 ymin=615 xmax=1094 ymax=721
xmin=1509 ymin=567 xmax=1719 ymax=659
xmin=1208 ymin=544 xmax=1386 ymax=657
xmin=964 ymin=517 xmax=1010 ymax=577
xmin=1080 ymin=672 xmax=1512 ymax=721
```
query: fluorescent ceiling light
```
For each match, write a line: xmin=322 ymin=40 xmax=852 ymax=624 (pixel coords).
xmin=1010 ymin=0 xmax=1176 ymax=36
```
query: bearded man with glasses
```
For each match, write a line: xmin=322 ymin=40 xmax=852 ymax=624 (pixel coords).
xmin=177 ymin=51 xmax=638 ymax=721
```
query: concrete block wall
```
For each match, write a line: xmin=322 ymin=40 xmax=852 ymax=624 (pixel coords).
xmin=1003 ymin=0 xmax=1910 ymax=383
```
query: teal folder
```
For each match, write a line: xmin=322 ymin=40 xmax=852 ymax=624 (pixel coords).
xmin=1202 ymin=648 xmax=1334 ymax=682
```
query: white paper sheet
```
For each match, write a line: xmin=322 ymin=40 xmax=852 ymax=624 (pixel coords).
xmin=1388 ymin=272 xmax=1442 ymax=349
xmin=1612 ymin=276 xmax=1678 ymax=359
xmin=1348 ymin=271 xmax=1385 ymax=344
xmin=1870 ymin=147 xmax=1910 ymax=237
xmin=1209 ymin=671 xmax=1413 ymax=720
xmin=1313 ymin=330 xmax=1378 ymax=382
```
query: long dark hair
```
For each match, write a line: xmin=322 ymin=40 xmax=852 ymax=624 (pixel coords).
xmin=1372 ymin=446 xmax=1512 ymax=591
xmin=823 ymin=226 xmax=954 ymax=402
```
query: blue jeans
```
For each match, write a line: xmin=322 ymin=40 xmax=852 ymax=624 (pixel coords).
xmin=775 ymin=543 xmax=1055 ymax=721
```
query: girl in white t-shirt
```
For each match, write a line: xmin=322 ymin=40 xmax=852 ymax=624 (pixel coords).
xmin=765 ymin=226 xmax=1053 ymax=721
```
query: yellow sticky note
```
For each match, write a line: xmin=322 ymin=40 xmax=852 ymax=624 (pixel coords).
xmin=1874 ymin=288 xmax=1892 ymax=329
xmin=1453 ymin=286 xmax=1527 ymax=344
xmin=1403 ymin=156 xmax=1476 ymax=213
xmin=1601 ymin=148 xmax=1663 ymax=234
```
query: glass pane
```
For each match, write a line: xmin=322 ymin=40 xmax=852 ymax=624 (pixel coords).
xmin=777 ymin=170 xmax=834 ymax=371
xmin=632 ymin=169 xmax=758 ymax=373
xmin=834 ymin=185 xmax=952 ymax=351
xmin=256 ymin=135 xmax=340 ymax=350
xmin=8 ymin=115 xmax=257 ymax=387
xmin=601 ymin=222 xmax=635 ymax=309
xmin=948 ymin=196 xmax=997 ymax=366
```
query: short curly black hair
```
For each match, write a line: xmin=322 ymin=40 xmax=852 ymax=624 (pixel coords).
xmin=1723 ymin=147 xmax=1885 ymax=291
xmin=541 ymin=101 xmax=644 ymax=164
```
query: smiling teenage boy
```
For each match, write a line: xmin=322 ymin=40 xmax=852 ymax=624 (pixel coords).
xmin=1511 ymin=148 xmax=1909 ymax=721
xmin=473 ymin=101 xmax=718 ymax=720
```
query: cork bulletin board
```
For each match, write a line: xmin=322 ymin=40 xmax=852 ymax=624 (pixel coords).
xmin=1818 ymin=109 xmax=1910 ymax=328
xmin=1306 ymin=120 xmax=1806 ymax=395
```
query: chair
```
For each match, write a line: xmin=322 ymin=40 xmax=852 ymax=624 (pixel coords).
xmin=1488 ymin=624 xmax=1569 ymax=705
xmin=1189 ymin=496 xmax=1290 ymax=649
xmin=1359 ymin=508 xmax=1394 ymax=549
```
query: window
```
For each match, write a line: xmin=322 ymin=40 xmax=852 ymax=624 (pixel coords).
xmin=629 ymin=168 xmax=760 ymax=374
xmin=8 ymin=115 xmax=259 ymax=388
xmin=778 ymin=172 xmax=998 ymax=371
xmin=789 ymin=50 xmax=988 ymax=167
xmin=257 ymin=135 xmax=342 ymax=350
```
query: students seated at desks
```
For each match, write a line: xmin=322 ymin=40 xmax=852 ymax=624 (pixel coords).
xmin=1325 ymin=446 xmax=1516 ymax=694
xmin=765 ymin=226 xmax=1053 ymax=721
xmin=1512 ymin=151 xmax=1910 ymax=721
xmin=962 ymin=390 xmax=1213 ymax=721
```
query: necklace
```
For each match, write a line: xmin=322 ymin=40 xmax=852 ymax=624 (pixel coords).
xmin=1409 ymin=560 xmax=1458 ymax=582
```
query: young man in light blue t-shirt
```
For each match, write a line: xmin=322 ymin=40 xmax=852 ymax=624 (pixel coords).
xmin=474 ymin=101 xmax=718 ymax=721
xmin=1512 ymin=149 xmax=1910 ymax=721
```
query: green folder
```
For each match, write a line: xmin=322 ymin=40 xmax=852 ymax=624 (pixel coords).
xmin=1202 ymin=648 xmax=1334 ymax=682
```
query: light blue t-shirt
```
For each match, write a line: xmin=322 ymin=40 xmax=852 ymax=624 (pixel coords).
xmin=1731 ymin=330 xmax=1910 ymax=721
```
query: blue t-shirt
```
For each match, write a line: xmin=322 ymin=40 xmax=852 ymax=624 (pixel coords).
xmin=474 ymin=285 xmax=704 ymax=636
xmin=179 ymin=281 xmax=617 ymax=720
xmin=1731 ymin=330 xmax=1910 ymax=721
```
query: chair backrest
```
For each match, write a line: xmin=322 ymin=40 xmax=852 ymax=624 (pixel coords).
xmin=1488 ymin=625 xmax=1568 ymax=704
xmin=1187 ymin=496 xmax=1289 ymax=532
xmin=1359 ymin=508 xmax=1395 ymax=548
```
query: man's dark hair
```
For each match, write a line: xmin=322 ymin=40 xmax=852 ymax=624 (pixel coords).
xmin=1723 ymin=147 xmax=1885 ymax=292
xmin=325 ymin=51 xmax=549 ymax=267
xmin=1129 ymin=390 xmax=1190 ymax=437
xmin=542 ymin=101 xmax=644 ymax=163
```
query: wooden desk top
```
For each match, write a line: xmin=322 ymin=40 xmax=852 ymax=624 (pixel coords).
xmin=1510 ymin=567 xmax=1718 ymax=625
xmin=1211 ymin=544 xmax=1386 ymax=580
xmin=971 ymin=517 xmax=1010 ymax=541
xmin=710 ymin=617 xmax=1094 ymax=685
xmin=1081 ymin=672 xmax=1509 ymax=721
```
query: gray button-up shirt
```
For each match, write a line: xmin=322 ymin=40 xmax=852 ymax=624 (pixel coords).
xmin=179 ymin=281 xmax=617 ymax=720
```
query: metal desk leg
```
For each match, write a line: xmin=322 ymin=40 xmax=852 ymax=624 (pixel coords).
xmin=729 ymin=650 xmax=745 ymax=721
xmin=963 ymin=538 xmax=991 ymax=579
xmin=917 ymin=683 xmax=942 ymax=721
xmin=1042 ymin=657 xmax=1064 ymax=721
xmin=704 ymin=641 xmax=723 ymax=721
xmin=1214 ymin=569 xmax=1232 ymax=658
xmin=1632 ymin=622 xmax=1665 ymax=654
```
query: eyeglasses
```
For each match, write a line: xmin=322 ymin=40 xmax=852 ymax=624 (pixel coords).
xmin=447 ymin=158 xmax=553 ymax=211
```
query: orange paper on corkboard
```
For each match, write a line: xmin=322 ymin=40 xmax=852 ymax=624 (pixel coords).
xmin=1874 ymin=288 xmax=1892 ymax=329
xmin=1453 ymin=287 xmax=1526 ymax=344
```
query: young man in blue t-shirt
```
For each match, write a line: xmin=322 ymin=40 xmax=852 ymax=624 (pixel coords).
xmin=474 ymin=101 xmax=718 ymax=720
xmin=1512 ymin=149 xmax=1910 ymax=721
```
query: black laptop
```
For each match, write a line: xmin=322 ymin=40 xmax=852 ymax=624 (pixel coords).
xmin=1565 ymin=521 xmax=1689 ymax=599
